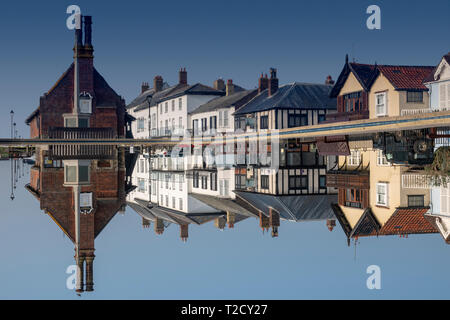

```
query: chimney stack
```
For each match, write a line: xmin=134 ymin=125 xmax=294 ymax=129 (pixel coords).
xmin=269 ymin=208 xmax=280 ymax=238
xmin=213 ymin=78 xmax=225 ymax=91
xmin=141 ymin=82 xmax=150 ymax=94
xmin=258 ymin=73 xmax=269 ymax=94
xmin=154 ymin=76 xmax=164 ymax=92
xmin=259 ymin=212 xmax=270 ymax=233
xmin=179 ymin=68 xmax=187 ymax=85
xmin=180 ymin=224 xmax=189 ymax=242
xmin=227 ymin=212 xmax=235 ymax=228
xmin=325 ymin=75 xmax=335 ymax=85
xmin=142 ymin=217 xmax=150 ymax=228
xmin=85 ymin=255 xmax=95 ymax=292
xmin=268 ymin=68 xmax=279 ymax=97
xmin=154 ymin=218 xmax=165 ymax=235
xmin=214 ymin=216 xmax=226 ymax=230
xmin=84 ymin=16 xmax=93 ymax=48
xmin=75 ymin=255 xmax=85 ymax=293
xmin=326 ymin=219 xmax=336 ymax=232
xmin=226 ymin=79 xmax=234 ymax=96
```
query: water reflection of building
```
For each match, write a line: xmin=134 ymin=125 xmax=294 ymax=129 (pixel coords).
xmin=327 ymin=139 xmax=438 ymax=245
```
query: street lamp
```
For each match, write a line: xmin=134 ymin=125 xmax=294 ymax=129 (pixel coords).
xmin=10 ymin=110 xmax=14 ymax=139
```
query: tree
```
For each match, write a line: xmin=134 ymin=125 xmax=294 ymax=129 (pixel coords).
xmin=425 ymin=147 xmax=450 ymax=186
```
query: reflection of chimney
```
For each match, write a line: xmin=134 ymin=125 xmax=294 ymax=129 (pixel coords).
xmin=269 ymin=208 xmax=280 ymax=238
xmin=327 ymin=219 xmax=336 ymax=232
xmin=259 ymin=212 xmax=270 ymax=233
xmin=141 ymin=82 xmax=149 ymax=94
xmin=226 ymin=79 xmax=234 ymax=96
xmin=142 ymin=217 xmax=150 ymax=228
xmin=213 ymin=78 xmax=225 ymax=91
xmin=179 ymin=68 xmax=187 ymax=85
xmin=75 ymin=256 xmax=85 ymax=293
xmin=84 ymin=16 xmax=93 ymax=48
xmin=227 ymin=212 xmax=235 ymax=228
xmin=325 ymin=75 xmax=335 ymax=85
xmin=268 ymin=68 xmax=279 ymax=97
xmin=258 ymin=73 xmax=269 ymax=93
xmin=215 ymin=216 xmax=226 ymax=230
xmin=180 ymin=224 xmax=189 ymax=242
xmin=154 ymin=76 xmax=164 ymax=92
xmin=154 ymin=218 xmax=164 ymax=235
xmin=85 ymin=255 xmax=95 ymax=292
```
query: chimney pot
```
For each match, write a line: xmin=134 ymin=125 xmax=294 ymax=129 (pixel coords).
xmin=213 ymin=78 xmax=225 ymax=91
xmin=268 ymin=68 xmax=279 ymax=96
xmin=141 ymin=82 xmax=150 ymax=94
xmin=179 ymin=68 xmax=187 ymax=85
xmin=258 ymin=73 xmax=269 ymax=93
xmin=154 ymin=76 xmax=163 ymax=92
xmin=325 ymin=75 xmax=335 ymax=85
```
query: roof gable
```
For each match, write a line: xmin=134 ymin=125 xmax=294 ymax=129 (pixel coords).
xmin=330 ymin=62 xmax=378 ymax=97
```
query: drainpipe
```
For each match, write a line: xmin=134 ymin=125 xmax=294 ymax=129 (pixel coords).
xmin=74 ymin=185 xmax=83 ymax=292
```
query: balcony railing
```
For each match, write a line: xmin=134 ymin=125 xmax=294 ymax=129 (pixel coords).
xmin=401 ymin=108 xmax=431 ymax=116
xmin=326 ymin=171 xmax=370 ymax=189
xmin=402 ymin=173 xmax=431 ymax=189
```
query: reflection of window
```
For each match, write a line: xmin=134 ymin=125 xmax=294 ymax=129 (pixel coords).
xmin=78 ymin=118 xmax=89 ymax=128
xmin=235 ymin=175 xmax=246 ymax=189
xmin=138 ymin=178 xmax=146 ymax=192
xmin=261 ymin=175 xmax=269 ymax=189
xmin=345 ymin=189 xmax=364 ymax=208
xmin=319 ymin=176 xmax=326 ymax=189
xmin=376 ymin=183 xmax=389 ymax=206
xmin=201 ymin=175 xmax=208 ymax=189
xmin=289 ymin=176 xmax=308 ymax=190
xmin=220 ymin=180 xmax=230 ymax=197
xmin=210 ymin=172 xmax=217 ymax=191
xmin=375 ymin=92 xmax=387 ymax=116
xmin=65 ymin=166 xmax=77 ymax=183
xmin=408 ymin=195 xmax=424 ymax=207
xmin=65 ymin=165 xmax=89 ymax=183
xmin=377 ymin=150 xmax=389 ymax=166
xmin=318 ymin=114 xmax=326 ymax=123
xmin=287 ymin=152 xmax=301 ymax=166
xmin=348 ymin=150 xmax=361 ymax=166
xmin=65 ymin=118 xmax=77 ymax=128
xmin=178 ymin=98 xmax=182 ymax=110
xmin=179 ymin=198 xmax=183 ymax=210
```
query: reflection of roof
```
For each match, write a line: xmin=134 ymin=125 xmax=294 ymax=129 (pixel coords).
xmin=350 ymin=208 xmax=381 ymax=238
xmin=189 ymin=89 xmax=256 ymax=115
xmin=234 ymin=192 xmax=336 ymax=221
xmin=190 ymin=193 xmax=257 ymax=217
xmin=380 ymin=207 xmax=436 ymax=235
xmin=424 ymin=214 xmax=450 ymax=244
xmin=234 ymin=82 xmax=335 ymax=115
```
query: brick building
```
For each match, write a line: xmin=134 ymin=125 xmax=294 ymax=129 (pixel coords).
xmin=25 ymin=16 xmax=125 ymax=139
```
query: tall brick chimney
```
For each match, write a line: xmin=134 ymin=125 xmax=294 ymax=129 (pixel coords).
xmin=325 ymin=75 xmax=335 ymax=85
xmin=258 ymin=73 xmax=269 ymax=93
xmin=214 ymin=216 xmax=226 ymax=230
xmin=180 ymin=224 xmax=189 ymax=242
xmin=268 ymin=68 xmax=278 ymax=97
xmin=154 ymin=76 xmax=164 ymax=92
xmin=226 ymin=79 xmax=234 ymax=96
xmin=179 ymin=68 xmax=187 ymax=85
xmin=214 ymin=78 xmax=225 ymax=91
xmin=141 ymin=82 xmax=150 ymax=94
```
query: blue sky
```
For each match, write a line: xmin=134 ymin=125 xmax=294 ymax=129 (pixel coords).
xmin=1 ymin=160 xmax=450 ymax=299
xmin=0 ymin=0 xmax=448 ymax=138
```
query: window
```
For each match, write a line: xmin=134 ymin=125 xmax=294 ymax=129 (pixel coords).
xmin=65 ymin=118 xmax=77 ymax=128
xmin=193 ymin=119 xmax=199 ymax=135
xmin=179 ymin=117 xmax=183 ymax=129
xmin=261 ymin=175 xmax=269 ymax=189
xmin=408 ymin=195 xmax=424 ymax=207
xmin=160 ymin=104 xmax=162 ymax=114
xmin=343 ymin=92 xmax=363 ymax=112
xmin=172 ymin=197 xmax=176 ymax=208
xmin=201 ymin=118 xmax=207 ymax=132
xmin=172 ymin=100 xmax=175 ymax=111
xmin=78 ymin=166 xmax=88 ymax=182
xmin=235 ymin=174 xmax=246 ymax=190
xmin=179 ymin=198 xmax=183 ymax=210
xmin=193 ymin=172 xmax=199 ymax=188
xmin=377 ymin=150 xmax=389 ymax=166
xmin=289 ymin=176 xmax=308 ymax=190
xmin=78 ymin=118 xmax=89 ymax=128
xmin=65 ymin=166 xmax=77 ymax=183
xmin=260 ymin=115 xmax=269 ymax=129
xmin=210 ymin=116 xmax=217 ymax=130
xmin=65 ymin=165 xmax=89 ymax=183
xmin=165 ymin=195 xmax=169 ymax=207
xmin=210 ymin=172 xmax=217 ymax=191
xmin=288 ymin=114 xmax=308 ymax=127
xmin=138 ymin=178 xmax=146 ymax=192
xmin=375 ymin=92 xmax=387 ymax=116
xmin=376 ymin=183 xmax=389 ymax=206
xmin=165 ymin=102 xmax=168 ymax=113
xmin=318 ymin=114 xmax=326 ymax=123
xmin=178 ymin=98 xmax=182 ymax=110
xmin=439 ymin=83 xmax=450 ymax=110
xmin=223 ymin=110 xmax=229 ymax=127
xmin=348 ymin=150 xmax=361 ymax=166
xmin=287 ymin=152 xmax=301 ymax=166
xmin=406 ymin=91 xmax=423 ymax=103
xmin=441 ymin=185 xmax=449 ymax=215
xmin=220 ymin=180 xmax=230 ymax=197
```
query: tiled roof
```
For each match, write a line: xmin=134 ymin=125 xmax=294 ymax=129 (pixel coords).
xmin=234 ymin=82 xmax=336 ymax=115
xmin=423 ymin=52 xmax=450 ymax=83
xmin=189 ymin=88 xmax=257 ymax=115
xmin=379 ymin=207 xmax=437 ymax=235
xmin=330 ymin=61 xmax=378 ymax=97
xmin=378 ymin=65 xmax=434 ymax=91
xmin=350 ymin=208 xmax=380 ymax=238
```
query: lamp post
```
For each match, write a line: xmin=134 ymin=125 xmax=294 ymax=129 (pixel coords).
xmin=10 ymin=110 xmax=14 ymax=139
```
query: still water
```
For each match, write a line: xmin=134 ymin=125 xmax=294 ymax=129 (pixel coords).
xmin=1 ymin=136 xmax=449 ymax=299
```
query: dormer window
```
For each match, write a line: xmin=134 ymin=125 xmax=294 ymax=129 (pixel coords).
xmin=79 ymin=92 xmax=92 ymax=114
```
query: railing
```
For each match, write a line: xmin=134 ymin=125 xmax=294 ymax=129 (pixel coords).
xmin=48 ymin=127 xmax=115 ymax=159
xmin=402 ymin=173 xmax=431 ymax=189
xmin=401 ymin=108 xmax=431 ymax=116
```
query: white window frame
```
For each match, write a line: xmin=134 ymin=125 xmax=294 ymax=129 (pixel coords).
xmin=348 ymin=150 xmax=361 ymax=166
xmin=376 ymin=182 xmax=389 ymax=207
xmin=376 ymin=150 xmax=390 ymax=166
xmin=375 ymin=92 xmax=387 ymax=116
